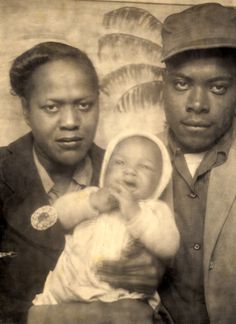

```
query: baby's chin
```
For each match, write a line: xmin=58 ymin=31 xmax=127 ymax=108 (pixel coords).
xmin=134 ymin=190 xmax=156 ymax=201
xmin=128 ymin=190 xmax=148 ymax=201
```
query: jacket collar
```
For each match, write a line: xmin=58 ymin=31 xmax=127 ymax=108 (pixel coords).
xmin=2 ymin=132 xmax=46 ymax=201
xmin=204 ymin=131 xmax=236 ymax=274
xmin=3 ymin=133 xmax=104 ymax=197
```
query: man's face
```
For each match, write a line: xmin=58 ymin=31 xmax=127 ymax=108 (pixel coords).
xmin=163 ymin=55 xmax=236 ymax=153
xmin=23 ymin=59 xmax=99 ymax=168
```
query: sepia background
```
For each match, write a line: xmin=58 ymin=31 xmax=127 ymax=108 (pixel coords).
xmin=0 ymin=0 xmax=235 ymax=148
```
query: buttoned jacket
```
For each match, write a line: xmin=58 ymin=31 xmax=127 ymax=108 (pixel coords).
xmin=160 ymin=127 xmax=236 ymax=324
xmin=0 ymin=132 xmax=104 ymax=322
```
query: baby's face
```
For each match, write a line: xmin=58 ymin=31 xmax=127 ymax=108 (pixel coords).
xmin=104 ymin=136 xmax=162 ymax=200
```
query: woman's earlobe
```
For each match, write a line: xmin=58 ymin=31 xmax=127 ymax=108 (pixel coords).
xmin=21 ymin=97 xmax=30 ymax=125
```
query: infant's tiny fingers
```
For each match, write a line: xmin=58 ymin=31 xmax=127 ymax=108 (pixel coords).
xmin=107 ymin=192 xmax=116 ymax=201
xmin=108 ymin=194 xmax=119 ymax=206
xmin=109 ymin=188 xmax=122 ymax=202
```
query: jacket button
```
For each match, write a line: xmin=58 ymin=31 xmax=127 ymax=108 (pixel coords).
xmin=193 ymin=243 xmax=201 ymax=250
xmin=209 ymin=261 xmax=214 ymax=270
xmin=0 ymin=251 xmax=17 ymax=258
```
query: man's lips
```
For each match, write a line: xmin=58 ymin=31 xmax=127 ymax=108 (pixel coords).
xmin=181 ymin=119 xmax=212 ymax=129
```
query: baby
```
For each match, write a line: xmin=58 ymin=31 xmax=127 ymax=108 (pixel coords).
xmin=33 ymin=131 xmax=179 ymax=307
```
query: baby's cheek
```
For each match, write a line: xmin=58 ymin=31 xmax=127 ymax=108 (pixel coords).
xmin=143 ymin=177 xmax=158 ymax=197
xmin=105 ymin=168 xmax=121 ymax=186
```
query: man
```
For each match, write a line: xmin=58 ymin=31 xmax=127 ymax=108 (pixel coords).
xmin=158 ymin=3 xmax=236 ymax=324
xmin=98 ymin=5 xmax=236 ymax=323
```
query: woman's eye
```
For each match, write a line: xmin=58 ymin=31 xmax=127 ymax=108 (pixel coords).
xmin=210 ymin=84 xmax=228 ymax=95
xmin=42 ymin=105 xmax=59 ymax=113
xmin=173 ymin=80 xmax=189 ymax=91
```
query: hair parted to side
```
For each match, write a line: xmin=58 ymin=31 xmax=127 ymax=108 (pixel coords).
xmin=10 ymin=41 xmax=99 ymax=98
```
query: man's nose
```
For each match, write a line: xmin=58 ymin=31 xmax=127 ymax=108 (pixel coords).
xmin=186 ymin=86 xmax=209 ymax=114
xmin=59 ymin=106 xmax=79 ymax=130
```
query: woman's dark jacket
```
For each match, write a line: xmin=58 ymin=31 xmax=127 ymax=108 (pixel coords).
xmin=0 ymin=132 xmax=104 ymax=323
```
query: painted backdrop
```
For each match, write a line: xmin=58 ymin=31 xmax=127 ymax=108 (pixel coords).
xmin=0 ymin=0 xmax=234 ymax=148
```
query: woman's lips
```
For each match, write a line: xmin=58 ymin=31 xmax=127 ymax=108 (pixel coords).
xmin=56 ymin=136 xmax=83 ymax=149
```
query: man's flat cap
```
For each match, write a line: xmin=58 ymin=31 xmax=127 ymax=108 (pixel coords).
xmin=161 ymin=3 xmax=236 ymax=61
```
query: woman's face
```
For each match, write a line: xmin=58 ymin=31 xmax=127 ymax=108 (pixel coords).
xmin=23 ymin=59 xmax=99 ymax=168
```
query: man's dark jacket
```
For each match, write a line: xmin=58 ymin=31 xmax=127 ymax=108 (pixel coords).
xmin=0 ymin=133 xmax=104 ymax=323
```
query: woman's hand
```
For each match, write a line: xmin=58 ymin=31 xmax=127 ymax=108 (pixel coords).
xmin=96 ymin=247 xmax=165 ymax=296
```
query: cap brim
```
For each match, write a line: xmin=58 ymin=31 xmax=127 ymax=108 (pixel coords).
xmin=161 ymin=38 xmax=236 ymax=62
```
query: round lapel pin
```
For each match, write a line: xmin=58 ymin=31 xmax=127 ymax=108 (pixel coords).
xmin=31 ymin=205 xmax=58 ymax=230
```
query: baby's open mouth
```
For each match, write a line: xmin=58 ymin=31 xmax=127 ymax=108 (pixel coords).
xmin=123 ymin=180 xmax=137 ymax=191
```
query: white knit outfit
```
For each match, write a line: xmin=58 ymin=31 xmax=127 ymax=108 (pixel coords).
xmin=33 ymin=131 xmax=179 ymax=306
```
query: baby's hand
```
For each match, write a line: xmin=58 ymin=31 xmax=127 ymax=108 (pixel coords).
xmin=109 ymin=184 xmax=140 ymax=221
xmin=90 ymin=188 xmax=118 ymax=213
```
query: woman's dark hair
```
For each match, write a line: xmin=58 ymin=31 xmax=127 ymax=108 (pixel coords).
xmin=10 ymin=41 xmax=99 ymax=98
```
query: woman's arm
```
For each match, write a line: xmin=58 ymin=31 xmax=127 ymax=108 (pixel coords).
xmin=28 ymin=299 xmax=155 ymax=324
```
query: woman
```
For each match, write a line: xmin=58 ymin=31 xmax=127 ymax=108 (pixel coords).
xmin=0 ymin=42 xmax=158 ymax=324
xmin=0 ymin=41 xmax=102 ymax=323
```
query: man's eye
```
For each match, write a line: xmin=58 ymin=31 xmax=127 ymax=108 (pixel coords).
xmin=75 ymin=103 xmax=92 ymax=111
xmin=210 ymin=84 xmax=228 ymax=95
xmin=42 ymin=105 xmax=59 ymax=113
xmin=173 ymin=80 xmax=189 ymax=91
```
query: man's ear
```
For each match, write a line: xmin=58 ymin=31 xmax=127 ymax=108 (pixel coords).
xmin=21 ymin=97 xmax=31 ymax=126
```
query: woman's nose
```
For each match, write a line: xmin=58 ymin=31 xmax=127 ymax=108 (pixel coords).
xmin=59 ymin=106 xmax=79 ymax=130
xmin=186 ymin=86 xmax=210 ymax=114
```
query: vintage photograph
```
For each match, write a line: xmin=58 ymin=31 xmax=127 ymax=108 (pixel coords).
xmin=0 ymin=0 xmax=236 ymax=323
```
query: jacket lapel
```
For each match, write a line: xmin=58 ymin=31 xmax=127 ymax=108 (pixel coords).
xmin=1 ymin=133 xmax=64 ymax=251
xmin=89 ymin=143 xmax=104 ymax=186
xmin=204 ymin=139 xmax=236 ymax=274
xmin=2 ymin=133 xmax=47 ymax=202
